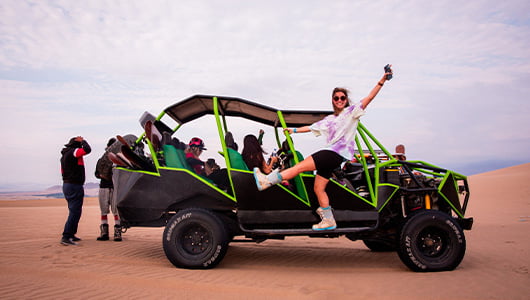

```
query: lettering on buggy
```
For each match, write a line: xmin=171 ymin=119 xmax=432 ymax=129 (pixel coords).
xmin=445 ymin=219 xmax=463 ymax=243
xmin=203 ymin=245 xmax=222 ymax=267
xmin=166 ymin=212 xmax=192 ymax=241
xmin=405 ymin=236 xmax=427 ymax=270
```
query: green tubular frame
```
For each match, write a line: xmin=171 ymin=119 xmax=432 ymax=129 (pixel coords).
xmin=212 ymin=97 xmax=240 ymax=198
xmin=127 ymin=96 xmax=469 ymax=217
xmin=345 ymin=122 xmax=468 ymax=217
xmin=355 ymin=123 xmax=397 ymax=208
xmin=277 ymin=111 xmax=310 ymax=205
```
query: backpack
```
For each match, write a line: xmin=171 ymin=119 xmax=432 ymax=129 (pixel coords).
xmin=95 ymin=152 xmax=113 ymax=181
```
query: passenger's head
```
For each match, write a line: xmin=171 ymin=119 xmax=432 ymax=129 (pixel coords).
xmin=331 ymin=87 xmax=350 ymax=115
xmin=243 ymin=134 xmax=262 ymax=152
xmin=242 ymin=134 xmax=267 ymax=156
xmin=188 ymin=137 xmax=206 ymax=155
xmin=242 ymin=134 xmax=267 ymax=170
xmin=395 ymin=144 xmax=406 ymax=160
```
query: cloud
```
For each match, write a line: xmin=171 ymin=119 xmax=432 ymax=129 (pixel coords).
xmin=0 ymin=0 xmax=529 ymax=187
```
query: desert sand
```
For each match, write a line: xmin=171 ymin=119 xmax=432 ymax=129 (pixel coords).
xmin=1 ymin=164 xmax=529 ymax=299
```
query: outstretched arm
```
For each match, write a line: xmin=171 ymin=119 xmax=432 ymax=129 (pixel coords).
xmin=285 ymin=126 xmax=311 ymax=134
xmin=361 ymin=65 xmax=393 ymax=109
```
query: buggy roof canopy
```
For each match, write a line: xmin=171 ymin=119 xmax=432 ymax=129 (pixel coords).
xmin=164 ymin=95 xmax=332 ymax=127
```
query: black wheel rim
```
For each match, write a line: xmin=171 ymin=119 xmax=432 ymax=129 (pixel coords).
xmin=179 ymin=223 xmax=212 ymax=255
xmin=416 ymin=226 xmax=447 ymax=258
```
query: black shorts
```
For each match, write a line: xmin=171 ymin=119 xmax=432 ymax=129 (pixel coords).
xmin=311 ymin=150 xmax=345 ymax=179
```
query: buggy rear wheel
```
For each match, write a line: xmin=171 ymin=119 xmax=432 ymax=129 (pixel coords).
xmin=163 ymin=208 xmax=229 ymax=269
xmin=397 ymin=210 xmax=466 ymax=272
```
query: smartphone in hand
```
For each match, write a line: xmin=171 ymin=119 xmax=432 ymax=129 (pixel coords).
xmin=384 ymin=64 xmax=393 ymax=80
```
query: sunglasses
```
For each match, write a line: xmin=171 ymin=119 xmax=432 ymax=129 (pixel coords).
xmin=333 ymin=95 xmax=347 ymax=101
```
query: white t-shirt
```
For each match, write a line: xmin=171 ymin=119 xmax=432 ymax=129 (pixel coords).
xmin=309 ymin=101 xmax=365 ymax=159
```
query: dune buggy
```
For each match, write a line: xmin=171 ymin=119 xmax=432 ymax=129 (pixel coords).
xmin=113 ymin=95 xmax=473 ymax=272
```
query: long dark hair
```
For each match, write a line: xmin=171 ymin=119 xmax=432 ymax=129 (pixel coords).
xmin=241 ymin=134 xmax=267 ymax=172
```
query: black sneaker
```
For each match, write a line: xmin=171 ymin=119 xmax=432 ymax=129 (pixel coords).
xmin=71 ymin=236 xmax=82 ymax=241
xmin=60 ymin=237 xmax=78 ymax=246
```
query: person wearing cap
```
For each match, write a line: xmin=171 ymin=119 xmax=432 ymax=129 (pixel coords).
xmin=185 ymin=137 xmax=230 ymax=190
xmin=185 ymin=137 xmax=208 ymax=175
xmin=60 ymin=136 xmax=91 ymax=245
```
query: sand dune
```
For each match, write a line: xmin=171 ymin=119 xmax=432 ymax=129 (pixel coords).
xmin=0 ymin=164 xmax=529 ymax=299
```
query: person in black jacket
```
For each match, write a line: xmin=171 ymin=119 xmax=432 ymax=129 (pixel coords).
xmin=60 ymin=136 xmax=91 ymax=246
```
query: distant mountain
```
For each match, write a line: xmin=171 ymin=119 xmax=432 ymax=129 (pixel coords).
xmin=43 ymin=185 xmax=61 ymax=193
xmin=85 ymin=182 xmax=100 ymax=189
xmin=0 ymin=182 xmax=100 ymax=200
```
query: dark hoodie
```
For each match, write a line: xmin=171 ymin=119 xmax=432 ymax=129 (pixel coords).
xmin=61 ymin=138 xmax=91 ymax=184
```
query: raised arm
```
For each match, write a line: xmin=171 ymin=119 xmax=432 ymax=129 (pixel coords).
xmin=361 ymin=65 xmax=393 ymax=109
xmin=73 ymin=136 xmax=91 ymax=157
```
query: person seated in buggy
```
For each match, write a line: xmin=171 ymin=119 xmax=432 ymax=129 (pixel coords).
xmin=241 ymin=134 xmax=278 ymax=175
xmin=185 ymin=137 xmax=230 ymax=190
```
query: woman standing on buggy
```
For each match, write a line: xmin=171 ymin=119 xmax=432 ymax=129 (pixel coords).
xmin=254 ymin=65 xmax=393 ymax=230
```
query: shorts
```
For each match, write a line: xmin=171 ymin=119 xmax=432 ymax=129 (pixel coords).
xmin=311 ymin=150 xmax=345 ymax=179
xmin=98 ymin=187 xmax=117 ymax=215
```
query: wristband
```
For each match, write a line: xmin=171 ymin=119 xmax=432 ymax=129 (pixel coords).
xmin=293 ymin=128 xmax=297 ymax=133
xmin=378 ymin=82 xmax=384 ymax=86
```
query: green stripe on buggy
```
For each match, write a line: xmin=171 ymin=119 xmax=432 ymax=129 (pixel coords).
xmin=277 ymin=110 xmax=310 ymax=206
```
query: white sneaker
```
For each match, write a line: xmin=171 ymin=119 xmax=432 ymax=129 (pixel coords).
xmin=312 ymin=218 xmax=337 ymax=230
xmin=312 ymin=207 xmax=337 ymax=230
xmin=253 ymin=167 xmax=273 ymax=191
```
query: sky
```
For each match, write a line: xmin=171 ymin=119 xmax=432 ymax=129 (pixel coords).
xmin=1 ymin=0 xmax=529 ymax=191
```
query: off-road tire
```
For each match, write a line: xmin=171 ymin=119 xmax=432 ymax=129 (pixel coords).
xmin=397 ymin=210 xmax=466 ymax=272
xmin=163 ymin=208 xmax=230 ymax=269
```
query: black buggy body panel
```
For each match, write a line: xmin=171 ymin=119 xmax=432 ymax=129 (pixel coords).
xmin=230 ymin=170 xmax=378 ymax=230
xmin=114 ymin=167 xmax=236 ymax=226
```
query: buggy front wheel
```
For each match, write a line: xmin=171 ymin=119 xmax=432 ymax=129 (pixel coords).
xmin=397 ymin=210 xmax=466 ymax=272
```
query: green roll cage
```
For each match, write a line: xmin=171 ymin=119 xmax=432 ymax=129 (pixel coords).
xmin=125 ymin=95 xmax=469 ymax=218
